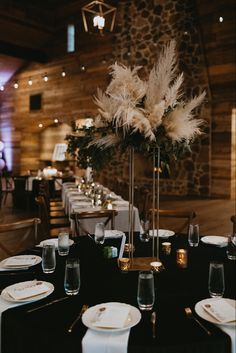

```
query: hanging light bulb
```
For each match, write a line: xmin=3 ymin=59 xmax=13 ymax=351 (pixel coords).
xmin=28 ymin=77 xmax=33 ymax=86
xmin=38 ymin=123 xmax=43 ymax=128
xmin=43 ymin=73 xmax=48 ymax=82
xmin=13 ymin=81 xmax=19 ymax=89
xmin=54 ymin=118 xmax=59 ymax=123
xmin=61 ymin=68 xmax=66 ymax=77
xmin=0 ymin=85 xmax=4 ymax=91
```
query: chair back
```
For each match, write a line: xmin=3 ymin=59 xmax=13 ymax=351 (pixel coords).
xmin=231 ymin=215 xmax=236 ymax=233
xmin=70 ymin=209 xmax=118 ymax=236
xmin=35 ymin=195 xmax=51 ymax=237
xmin=0 ymin=218 xmax=41 ymax=258
xmin=148 ymin=209 xmax=196 ymax=235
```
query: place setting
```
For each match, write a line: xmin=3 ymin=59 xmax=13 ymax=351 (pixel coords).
xmin=0 ymin=255 xmax=42 ymax=272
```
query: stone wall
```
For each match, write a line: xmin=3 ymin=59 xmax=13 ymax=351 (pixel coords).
xmin=98 ymin=0 xmax=211 ymax=197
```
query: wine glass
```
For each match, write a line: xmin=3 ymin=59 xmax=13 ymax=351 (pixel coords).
xmin=188 ymin=224 xmax=200 ymax=247
xmin=208 ymin=262 xmax=225 ymax=298
xmin=140 ymin=220 xmax=150 ymax=242
xmin=94 ymin=222 xmax=105 ymax=244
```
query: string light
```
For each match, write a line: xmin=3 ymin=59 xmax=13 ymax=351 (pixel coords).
xmin=81 ymin=65 xmax=86 ymax=71
xmin=61 ymin=68 xmax=66 ymax=77
xmin=54 ymin=118 xmax=59 ymax=123
xmin=13 ymin=81 xmax=19 ymax=89
xmin=43 ymin=73 xmax=48 ymax=82
xmin=28 ymin=77 xmax=33 ymax=86
xmin=0 ymin=85 xmax=4 ymax=91
xmin=219 ymin=16 xmax=223 ymax=22
xmin=38 ymin=123 xmax=43 ymax=128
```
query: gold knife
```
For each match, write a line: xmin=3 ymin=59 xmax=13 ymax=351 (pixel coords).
xmin=27 ymin=296 xmax=69 ymax=313
xmin=151 ymin=312 xmax=156 ymax=338
xmin=68 ymin=304 xmax=89 ymax=333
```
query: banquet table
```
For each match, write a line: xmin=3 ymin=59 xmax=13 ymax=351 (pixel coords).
xmin=1 ymin=233 xmax=235 ymax=353
xmin=62 ymin=183 xmax=141 ymax=233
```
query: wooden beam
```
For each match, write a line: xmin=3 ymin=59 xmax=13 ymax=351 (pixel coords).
xmin=0 ymin=40 xmax=48 ymax=63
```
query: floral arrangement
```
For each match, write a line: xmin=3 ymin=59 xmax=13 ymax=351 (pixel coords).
xmin=66 ymin=40 xmax=206 ymax=170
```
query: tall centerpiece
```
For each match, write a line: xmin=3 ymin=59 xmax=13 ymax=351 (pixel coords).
xmin=66 ymin=40 xmax=206 ymax=265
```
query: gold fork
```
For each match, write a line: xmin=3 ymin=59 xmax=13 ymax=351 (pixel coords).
xmin=185 ymin=307 xmax=211 ymax=336
xmin=68 ymin=304 xmax=89 ymax=333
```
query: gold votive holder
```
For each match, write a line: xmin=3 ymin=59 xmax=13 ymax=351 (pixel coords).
xmin=176 ymin=249 xmax=188 ymax=268
xmin=118 ymin=257 xmax=131 ymax=272
xmin=162 ymin=242 xmax=171 ymax=255
xmin=150 ymin=261 xmax=165 ymax=273
xmin=124 ymin=243 xmax=135 ymax=254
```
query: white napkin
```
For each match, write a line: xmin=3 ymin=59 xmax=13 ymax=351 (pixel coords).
xmin=202 ymin=299 xmax=236 ymax=323
xmin=3 ymin=256 xmax=37 ymax=268
xmin=92 ymin=306 xmax=130 ymax=329
xmin=7 ymin=281 xmax=49 ymax=300
xmin=82 ymin=329 xmax=130 ymax=353
xmin=105 ymin=230 xmax=125 ymax=239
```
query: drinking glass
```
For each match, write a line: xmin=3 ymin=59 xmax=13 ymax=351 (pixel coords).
xmin=188 ymin=224 xmax=200 ymax=247
xmin=58 ymin=232 xmax=70 ymax=256
xmin=42 ymin=244 xmax=56 ymax=273
xmin=64 ymin=258 xmax=80 ymax=295
xmin=94 ymin=222 xmax=105 ymax=244
xmin=140 ymin=220 xmax=150 ymax=242
xmin=137 ymin=271 xmax=155 ymax=311
xmin=226 ymin=233 xmax=236 ymax=260
xmin=208 ymin=262 xmax=225 ymax=298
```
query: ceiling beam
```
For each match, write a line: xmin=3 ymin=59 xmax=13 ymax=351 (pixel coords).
xmin=0 ymin=40 xmax=48 ymax=63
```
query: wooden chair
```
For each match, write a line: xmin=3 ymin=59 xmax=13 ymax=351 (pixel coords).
xmin=70 ymin=209 xmax=118 ymax=236
xmin=148 ymin=209 xmax=196 ymax=235
xmin=35 ymin=196 xmax=70 ymax=238
xmin=231 ymin=215 xmax=236 ymax=233
xmin=0 ymin=175 xmax=14 ymax=206
xmin=0 ymin=218 xmax=41 ymax=258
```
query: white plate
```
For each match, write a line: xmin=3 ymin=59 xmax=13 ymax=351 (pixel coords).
xmin=200 ymin=236 xmax=228 ymax=247
xmin=82 ymin=302 xmax=141 ymax=332
xmin=195 ymin=298 xmax=236 ymax=327
xmin=0 ymin=255 xmax=42 ymax=271
xmin=149 ymin=229 xmax=175 ymax=238
xmin=38 ymin=238 xmax=74 ymax=249
xmin=1 ymin=280 xmax=54 ymax=303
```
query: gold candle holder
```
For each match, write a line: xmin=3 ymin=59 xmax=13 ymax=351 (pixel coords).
xmin=124 ymin=243 xmax=135 ymax=254
xmin=162 ymin=242 xmax=171 ymax=255
xmin=150 ymin=261 xmax=165 ymax=273
xmin=176 ymin=249 xmax=188 ymax=268
xmin=118 ymin=257 xmax=131 ymax=272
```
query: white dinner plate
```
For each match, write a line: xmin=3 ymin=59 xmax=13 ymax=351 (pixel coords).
xmin=200 ymin=236 xmax=228 ymax=247
xmin=0 ymin=255 xmax=42 ymax=271
xmin=1 ymin=280 xmax=54 ymax=303
xmin=82 ymin=302 xmax=141 ymax=332
xmin=149 ymin=229 xmax=175 ymax=238
xmin=38 ymin=238 xmax=74 ymax=249
xmin=195 ymin=298 xmax=236 ymax=327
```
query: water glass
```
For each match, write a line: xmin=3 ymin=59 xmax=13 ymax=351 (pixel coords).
xmin=188 ymin=224 xmax=200 ymax=247
xmin=140 ymin=220 xmax=150 ymax=242
xmin=208 ymin=262 xmax=225 ymax=298
xmin=42 ymin=244 xmax=56 ymax=273
xmin=94 ymin=222 xmax=105 ymax=244
xmin=64 ymin=258 xmax=80 ymax=295
xmin=137 ymin=271 xmax=155 ymax=311
xmin=226 ymin=234 xmax=236 ymax=260
xmin=58 ymin=232 xmax=70 ymax=256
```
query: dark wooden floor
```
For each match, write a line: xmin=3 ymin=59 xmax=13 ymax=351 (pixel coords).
xmin=0 ymin=193 xmax=235 ymax=260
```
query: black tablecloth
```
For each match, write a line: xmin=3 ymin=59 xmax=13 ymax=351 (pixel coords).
xmin=1 ymin=234 xmax=235 ymax=353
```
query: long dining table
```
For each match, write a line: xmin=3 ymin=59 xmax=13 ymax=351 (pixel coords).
xmin=0 ymin=232 xmax=235 ymax=353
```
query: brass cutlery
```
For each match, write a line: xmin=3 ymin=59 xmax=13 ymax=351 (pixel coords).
xmin=27 ymin=296 xmax=70 ymax=313
xmin=68 ymin=304 xmax=89 ymax=333
xmin=185 ymin=307 xmax=211 ymax=336
xmin=151 ymin=311 xmax=156 ymax=338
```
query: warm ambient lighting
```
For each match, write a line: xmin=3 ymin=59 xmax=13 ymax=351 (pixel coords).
xmin=0 ymin=85 xmax=4 ymax=91
xmin=82 ymin=0 xmax=116 ymax=34
xmin=38 ymin=123 xmax=43 ymax=128
xmin=54 ymin=118 xmax=59 ymax=123
xmin=28 ymin=77 xmax=33 ymax=86
xmin=13 ymin=81 xmax=19 ymax=89
xmin=61 ymin=68 xmax=66 ymax=77
xmin=219 ymin=16 xmax=224 ymax=22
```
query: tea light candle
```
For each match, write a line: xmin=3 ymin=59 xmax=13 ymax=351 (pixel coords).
xmin=107 ymin=201 xmax=113 ymax=210
xmin=176 ymin=249 xmax=188 ymax=268
xmin=150 ymin=261 xmax=164 ymax=273
xmin=118 ymin=258 xmax=130 ymax=272
xmin=162 ymin=242 xmax=171 ymax=255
